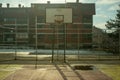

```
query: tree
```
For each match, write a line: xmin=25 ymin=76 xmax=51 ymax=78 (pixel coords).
xmin=105 ymin=4 xmax=120 ymax=29
xmin=105 ymin=4 xmax=120 ymax=54
xmin=105 ymin=4 xmax=120 ymax=39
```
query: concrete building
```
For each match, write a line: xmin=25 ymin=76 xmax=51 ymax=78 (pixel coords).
xmin=0 ymin=1 xmax=95 ymax=49
xmin=92 ymin=26 xmax=104 ymax=50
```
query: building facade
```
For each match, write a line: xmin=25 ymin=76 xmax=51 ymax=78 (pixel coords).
xmin=0 ymin=1 xmax=95 ymax=49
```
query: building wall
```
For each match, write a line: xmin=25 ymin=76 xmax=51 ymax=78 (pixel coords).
xmin=0 ymin=2 xmax=95 ymax=49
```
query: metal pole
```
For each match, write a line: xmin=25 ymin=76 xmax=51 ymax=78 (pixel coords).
xmin=64 ymin=24 xmax=66 ymax=63
xmin=27 ymin=17 xmax=29 ymax=48
xmin=52 ymin=24 xmax=55 ymax=62
xmin=3 ymin=32 xmax=4 ymax=44
xmin=57 ymin=25 xmax=59 ymax=61
xmin=98 ymin=30 xmax=101 ymax=60
xmin=15 ymin=18 xmax=17 ymax=60
xmin=118 ymin=28 xmax=120 ymax=60
xmin=65 ymin=0 xmax=66 ymax=4
xmin=35 ymin=16 xmax=38 ymax=69
xmin=64 ymin=0 xmax=67 ymax=63
xmin=78 ymin=25 xmax=80 ymax=60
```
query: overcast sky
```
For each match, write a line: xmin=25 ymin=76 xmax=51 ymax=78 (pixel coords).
xmin=0 ymin=0 xmax=120 ymax=29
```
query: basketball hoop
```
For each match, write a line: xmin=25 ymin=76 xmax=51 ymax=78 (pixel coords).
xmin=54 ymin=15 xmax=64 ymax=25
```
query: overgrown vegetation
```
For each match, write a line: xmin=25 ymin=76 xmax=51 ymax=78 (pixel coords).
xmin=0 ymin=65 xmax=22 ymax=80
xmin=0 ymin=71 xmax=11 ymax=80
xmin=96 ymin=65 xmax=120 ymax=80
xmin=105 ymin=4 xmax=120 ymax=54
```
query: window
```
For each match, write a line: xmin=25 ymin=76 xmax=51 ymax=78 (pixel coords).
xmin=48 ymin=34 xmax=53 ymax=40
xmin=37 ymin=34 xmax=44 ymax=39
xmin=59 ymin=34 xmax=64 ymax=39
xmin=4 ymin=18 xmax=28 ymax=24
xmin=4 ymin=9 xmax=26 ymax=13
xmin=59 ymin=29 xmax=64 ymax=33
xmin=17 ymin=25 xmax=27 ymax=28
xmin=4 ymin=25 xmax=15 ymax=30
xmin=83 ymin=24 xmax=92 ymax=29
xmin=37 ymin=25 xmax=44 ymax=28
xmin=73 ymin=16 xmax=79 ymax=22
xmin=4 ymin=18 xmax=15 ymax=23
xmin=72 ymin=24 xmax=79 ymax=28
xmin=82 ymin=15 xmax=92 ymax=23
xmin=82 ymin=34 xmax=92 ymax=40
xmin=16 ymin=33 xmax=28 ymax=39
xmin=37 ymin=16 xmax=45 ymax=23
xmin=71 ymin=34 xmax=78 ymax=39
xmin=17 ymin=18 xmax=27 ymax=24
xmin=7 ymin=38 xmax=14 ymax=41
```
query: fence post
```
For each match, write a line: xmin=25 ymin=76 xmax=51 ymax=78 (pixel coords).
xmin=35 ymin=16 xmax=38 ymax=69
xmin=118 ymin=28 xmax=120 ymax=60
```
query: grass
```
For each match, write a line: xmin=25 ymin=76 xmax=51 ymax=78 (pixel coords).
xmin=0 ymin=64 xmax=23 ymax=80
xmin=0 ymin=71 xmax=11 ymax=80
xmin=96 ymin=65 xmax=120 ymax=80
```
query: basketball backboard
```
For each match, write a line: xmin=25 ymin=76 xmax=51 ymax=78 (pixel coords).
xmin=46 ymin=8 xmax=72 ymax=23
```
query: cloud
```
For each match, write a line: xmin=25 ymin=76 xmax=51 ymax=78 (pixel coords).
xmin=96 ymin=7 xmax=101 ymax=11
xmin=96 ymin=0 xmax=120 ymax=5
xmin=95 ymin=14 xmax=108 ymax=18
xmin=95 ymin=22 xmax=107 ymax=29
xmin=108 ymin=5 xmax=119 ymax=11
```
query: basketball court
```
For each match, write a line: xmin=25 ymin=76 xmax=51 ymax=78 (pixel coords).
xmin=2 ymin=61 xmax=113 ymax=80
xmin=0 ymin=7 xmax=119 ymax=80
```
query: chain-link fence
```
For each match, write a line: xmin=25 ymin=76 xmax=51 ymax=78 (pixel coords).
xmin=0 ymin=23 xmax=120 ymax=62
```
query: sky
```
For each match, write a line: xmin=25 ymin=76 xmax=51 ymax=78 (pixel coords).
xmin=0 ymin=0 xmax=120 ymax=29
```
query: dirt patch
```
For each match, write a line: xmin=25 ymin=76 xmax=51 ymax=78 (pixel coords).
xmin=74 ymin=65 xmax=94 ymax=70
